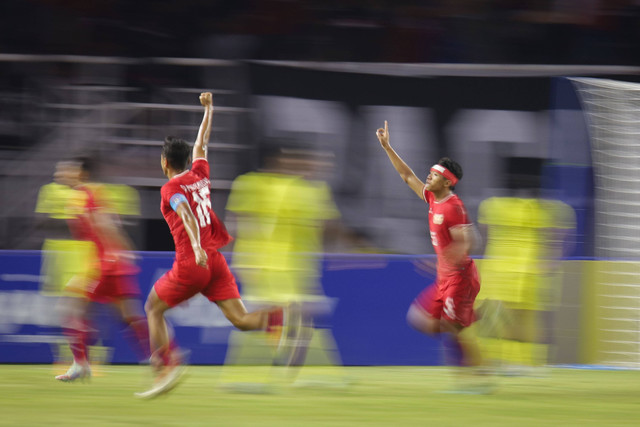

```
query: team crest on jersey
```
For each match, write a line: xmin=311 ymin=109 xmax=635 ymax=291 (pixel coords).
xmin=433 ymin=213 xmax=444 ymax=224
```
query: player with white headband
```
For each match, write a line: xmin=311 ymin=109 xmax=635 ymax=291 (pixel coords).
xmin=376 ymin=120 xmax=486 ymax=390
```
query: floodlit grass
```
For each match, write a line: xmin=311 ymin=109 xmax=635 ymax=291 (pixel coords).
xmin=1 ymin=365 xmax=639 ymax=426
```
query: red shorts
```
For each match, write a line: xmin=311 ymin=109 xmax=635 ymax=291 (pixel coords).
xmin=154 ymin=250 xmax=241 ymax=308
xmin=86 ymin=274 xmax=141 ymax=304
xmin=414 ymin=260 xmax=480 ymax=327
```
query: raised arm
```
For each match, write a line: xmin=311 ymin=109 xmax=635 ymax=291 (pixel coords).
xmin=176 ymin=202 xmax=208 ymax=268
xmin=193 ymin=92 xmax=214 ymax=161
xmin=376 ymin=121 xmax=426 ymax=200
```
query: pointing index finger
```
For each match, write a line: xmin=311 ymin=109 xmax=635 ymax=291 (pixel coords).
xmin=384 ymin=120 xmax=388 ymax=133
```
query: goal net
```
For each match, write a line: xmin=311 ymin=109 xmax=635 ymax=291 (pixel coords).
xmin=571 ymin=77 xmax=640 ymax=368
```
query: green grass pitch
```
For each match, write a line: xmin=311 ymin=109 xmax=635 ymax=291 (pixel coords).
xmin=0 ymin=365 xmax=639 ymax=426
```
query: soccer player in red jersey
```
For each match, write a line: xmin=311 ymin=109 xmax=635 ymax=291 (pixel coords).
xmin=55 ymin=157 xmax=149 ymax=382
xmin=376 ymin=121 xmax=483 ymax=372
xmin=137 ymin=92 xmax=284 ymax=398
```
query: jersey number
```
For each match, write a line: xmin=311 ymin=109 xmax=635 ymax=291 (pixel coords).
xmin=192 ymin=187 xmax=211 ymax=227
xmin=444 ymin=297 xmax=457 ymax=320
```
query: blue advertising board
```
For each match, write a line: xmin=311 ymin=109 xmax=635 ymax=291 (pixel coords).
xmin=0 ymin=251 xmax=442 ymax=366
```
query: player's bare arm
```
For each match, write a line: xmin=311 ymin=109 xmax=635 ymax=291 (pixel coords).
xmin=193 ymin=92 xmax=213 ymax=161
xmin=445 ymin=225 xmax=475 ymax=267
xmin=176 ymin=202 xmax=208 ymax=268
xmin=376 ymin=120 xmax=426 ymax=200
xmin=89 ymin=210 xmax=135 ymax=259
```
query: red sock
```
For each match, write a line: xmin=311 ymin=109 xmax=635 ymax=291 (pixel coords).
xmin=64 ymin=318 xmax=90 ymax=364
xmin=154 ymin=340 xmax=178 ymax=366
xmin=125 ymin=316 xmax=151 ymax=361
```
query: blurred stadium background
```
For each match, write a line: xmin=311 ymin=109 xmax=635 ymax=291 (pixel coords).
xmin=1 ymin=2 xmax=640 ymax=421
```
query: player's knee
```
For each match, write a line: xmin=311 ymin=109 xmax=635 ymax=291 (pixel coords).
xmin=144 ymin=298 xmax=163 ymax=319
xmin=407 ymin=305 xmax=439 ymax=335
xmin=143 ymin=299 xmax=154 ymax=315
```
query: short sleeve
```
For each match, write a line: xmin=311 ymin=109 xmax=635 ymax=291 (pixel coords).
xmin=478 ymin=197 xmax=492 ymax=225
xmin=316 ymin=181 xmax=340 ymax=221
xmin=227 ymin=173 xmax=255 ymax=214
xmin=161 ymin=181 xmax=184 ymax=208
xmin=423 ymin=187 xmax=433 ymax=204
xmin=105 ymin=183 xmax=140 ymax=216
xmin=446 ymin=201 xmax=470 ymax=230
xmin=191 ymin=158 xmax=210 ymax=179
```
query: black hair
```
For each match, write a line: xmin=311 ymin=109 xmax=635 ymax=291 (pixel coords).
xmin=437 ymin=157 xmax=463 ymax=188
xmin=72 ymin=154 xmax=98 ymax=179
xmin=162 ymin=136 xmax=191 ymax=171
xmin=505 ymin=157 xmax=543 ymax=190
xmin=258 ymin=144 xmax=282 ymax=170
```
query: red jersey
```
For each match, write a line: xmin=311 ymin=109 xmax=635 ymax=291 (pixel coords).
xmin=160 ymin=158 xmax=231 ymax=263
xmin=423 ymin=188 xmax=473 ymax=278
xmin=68 ymin=184 xmax=136 ymax=275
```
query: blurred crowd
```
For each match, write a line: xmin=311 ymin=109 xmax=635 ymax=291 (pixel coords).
xmin=1 ymin=0 xmax=639 ymax=65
